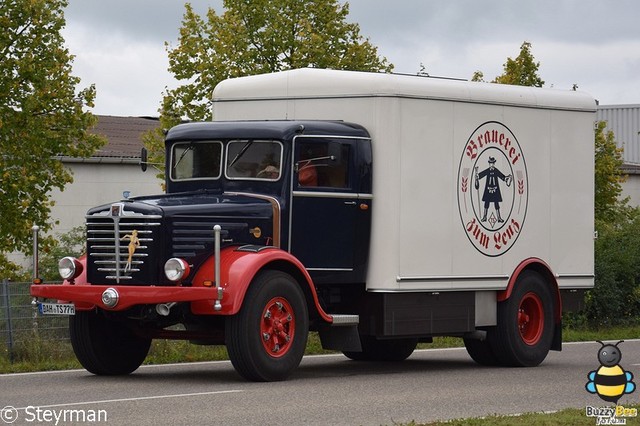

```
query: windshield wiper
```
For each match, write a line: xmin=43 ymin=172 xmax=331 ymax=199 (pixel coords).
xmin=173 ymin=144 xmax=194 ymax=170
xmin=228 ymin=140 xmax=254 ymax=168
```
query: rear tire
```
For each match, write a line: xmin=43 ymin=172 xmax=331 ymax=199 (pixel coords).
xmin=70 ymin=310 xmax=151 ymax=375
xmin=226 ymin=271 xmax=309 ymax=381
xmin=343 ymin=336 xmax=417 ymax=362
xmin=490 ymin=270 xmax=555 ymax=367
xmin=464 ymin=330 xmax=498 ymax=366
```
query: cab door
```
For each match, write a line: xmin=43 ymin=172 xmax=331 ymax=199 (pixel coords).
xmin=289 ymin=137 xmax=367 ymax=280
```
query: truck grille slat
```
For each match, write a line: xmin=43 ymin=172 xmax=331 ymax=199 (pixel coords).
xmin=86 ymin=204 xmax=161 ymax=285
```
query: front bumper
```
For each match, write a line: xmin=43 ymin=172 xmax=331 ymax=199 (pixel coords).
xmin=30 ymin=283 xmax=221 ymax=312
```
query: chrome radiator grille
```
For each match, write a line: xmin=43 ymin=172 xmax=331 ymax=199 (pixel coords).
xmin=86 ymin=203 xmax=161 ymax=284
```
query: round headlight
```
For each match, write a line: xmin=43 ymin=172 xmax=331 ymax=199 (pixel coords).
xmin=164 ymin=258 xmax=190 ymax=282
xmin=58 ymin=257 xmax=83 ymax=280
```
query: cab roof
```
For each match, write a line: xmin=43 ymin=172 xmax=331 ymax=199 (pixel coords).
xmin=165 ymin=120 xmax=370 ymax=143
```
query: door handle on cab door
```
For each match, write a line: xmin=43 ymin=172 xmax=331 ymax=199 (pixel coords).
xmin=344 ymin=201 xmax=370 ymax=211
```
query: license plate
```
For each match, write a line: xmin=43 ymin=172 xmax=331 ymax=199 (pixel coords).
xmin=38 ymin=302 xmax=76 ymax=315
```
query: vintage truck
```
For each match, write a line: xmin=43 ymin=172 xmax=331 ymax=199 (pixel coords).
xmin=31 ymin=68 xmax=596 ymax=381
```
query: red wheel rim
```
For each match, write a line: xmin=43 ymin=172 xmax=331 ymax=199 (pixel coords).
xmin=260 ymin=297 xmax=295 ymax=358
xmin=518 ymin=292 xmax=544 ymax=345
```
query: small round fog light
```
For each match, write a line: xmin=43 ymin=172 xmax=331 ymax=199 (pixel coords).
xmin=101 ymin=287 xmax=119 ymax=308
xmin=58 ymin=257 xmax=83 ymax=280
xmin=164 ymin=258 xmax=190 ymax=282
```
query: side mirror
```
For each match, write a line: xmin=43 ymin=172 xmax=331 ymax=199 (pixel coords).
xmin=140 ymin=148 xmax=148 ymax=172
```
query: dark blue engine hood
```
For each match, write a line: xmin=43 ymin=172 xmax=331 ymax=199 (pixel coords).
xmin=85 ymin=190 xmax=280 ymax=286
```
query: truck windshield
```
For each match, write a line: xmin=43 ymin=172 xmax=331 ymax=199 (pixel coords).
xmin=170 ymin=141 xmax=223 ymax=181
xmin=226 ymin=139 xmax=283 ymax=181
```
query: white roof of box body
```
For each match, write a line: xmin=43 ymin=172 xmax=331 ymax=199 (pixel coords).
xmin=214 ymin=68 xmax=596 ymax=112
xmin=213 ymin=68 xmax=596 ymax=292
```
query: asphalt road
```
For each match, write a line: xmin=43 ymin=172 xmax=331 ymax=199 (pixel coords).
xmin=1 ymin=340 xmax=639 ymax=426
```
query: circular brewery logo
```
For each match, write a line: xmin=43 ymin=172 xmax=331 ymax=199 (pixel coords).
xmin=457 ymin=121 xmax=528 ymax=257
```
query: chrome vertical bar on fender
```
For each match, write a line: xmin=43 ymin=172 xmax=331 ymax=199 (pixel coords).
xmin=213 ymin=225 xmax=222 ymax=311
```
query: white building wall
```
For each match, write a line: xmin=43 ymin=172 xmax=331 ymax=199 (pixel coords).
xmin=622 ymin=174 xmax=640 ymax=206
xmin=597 ymin=104 xmax=640 ymax=206
xmin=49 ymin=161 xmax=162 ymax=235
xmin=597 ymin=105 xmax=640 ymax=164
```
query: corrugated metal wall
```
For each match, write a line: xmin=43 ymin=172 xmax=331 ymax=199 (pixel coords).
xmin=597 ymin=105 xmax=640 ymax=165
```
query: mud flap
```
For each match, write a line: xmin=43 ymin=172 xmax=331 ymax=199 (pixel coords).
xmin=318 ymin=315 xmax=362 ymax=352
xmin=551 ymin=320 xmax=562 ymax=351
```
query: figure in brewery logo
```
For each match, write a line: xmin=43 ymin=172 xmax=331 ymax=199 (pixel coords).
xmin=475 ymin=156 xmax=512 ymax=223
xmin=457 ymin=121 xmax=528 ymax=257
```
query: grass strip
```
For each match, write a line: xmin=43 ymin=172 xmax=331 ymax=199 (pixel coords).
xmin=399 ymin=404 xmax=640 ymax=425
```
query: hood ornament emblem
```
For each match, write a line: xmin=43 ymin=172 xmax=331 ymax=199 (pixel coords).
xmin=120 ymin=230 xmax=140 ymax=272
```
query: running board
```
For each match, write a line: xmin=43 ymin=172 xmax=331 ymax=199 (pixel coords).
xmin=330 ymin=314 xmax=359 ymax=326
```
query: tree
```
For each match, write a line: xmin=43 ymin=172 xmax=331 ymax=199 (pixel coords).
xmin=144 ymin=0 xmax=393 ymax=178
xmin=471 ymin=41 xmax=544 ymax=87
xmin=0 ymin=0 xmax=105 ymax=279
xmin=470 ymin=70 xmax=484 ymax=82
xmin=586 ymin=121 xmax=640 ymax=326
xmin=594 ymin=121 xmax=630 ymax=226
xmin=493 ymin=41 xmax=544 ymax=87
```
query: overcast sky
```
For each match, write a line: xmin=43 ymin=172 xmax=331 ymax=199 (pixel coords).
xmin=63 ymin=0 xmax=640 ymax=117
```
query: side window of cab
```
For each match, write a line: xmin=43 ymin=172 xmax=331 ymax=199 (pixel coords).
xmin=295 ymin=139 xmax=351 ymax=190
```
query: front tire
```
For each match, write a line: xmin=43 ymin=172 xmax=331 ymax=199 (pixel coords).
xmin=490 ymin=270 xmax=555 ymax=367
xmin=226 ymin=271 xmax=309 ymax=381
xmin=70 ymin=310 xmax=151 ymax=375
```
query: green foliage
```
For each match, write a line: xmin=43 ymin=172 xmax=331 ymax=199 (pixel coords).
xmin=0 ymin=0 xmax=105 ymax=278
xmin=562 ymin=322 xmax=640 ymax=342
xmin=145 ymin=0 xmax=393 ymax=179
xmin=413 ymin=406 xmax=640 ymax=425
xmin=493 ymin=41 xmax=544 ymax=87
xmin=145 ymin=340 xmax=229 ymax=364
xmin=588 ymin=122 xmax=639 ymax=325
xmin=168 ymin=0 xmax=392 ymax=121
xmin=587 ymin=212 xmax=640 ymax=325
xmin=417 ymin=337 xmax=463 ymax=350
xmin=471 ymin=41 xmax=544 ymax=87
xmin=470 ymin=70 xmax=484 ymax=82
xmin=0 ymin=335 xmax=80 ymax=373
xmin=37 ymin=225 xmax=85 ymax=281
xmin=594 ymin=121 xmax=630 ymax=226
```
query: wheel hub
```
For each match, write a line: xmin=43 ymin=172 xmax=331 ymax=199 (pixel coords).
xmin=518 ymin=292 xmax=544 ymax=345
xmin=260 ymin=297 xmax=295 ymax=357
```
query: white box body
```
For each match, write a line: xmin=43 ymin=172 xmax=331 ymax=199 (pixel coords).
xmin=212 ymin=68 xmax=596 ymax=293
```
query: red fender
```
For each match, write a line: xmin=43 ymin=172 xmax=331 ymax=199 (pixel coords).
xmin=190 ymin=246 xmax=333 ymax=322
xmin=497 ymin=257 xmax=562 ymax=322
